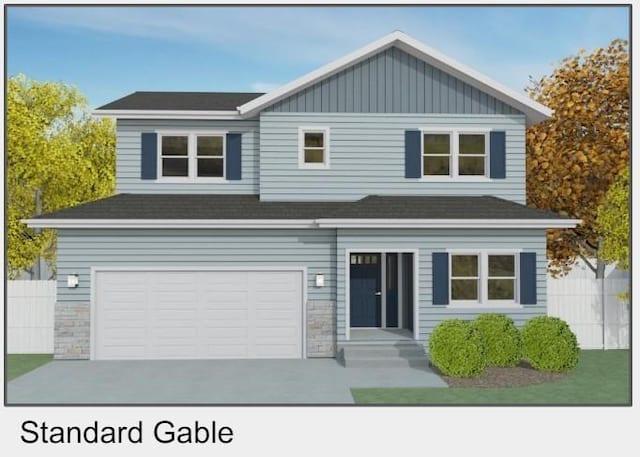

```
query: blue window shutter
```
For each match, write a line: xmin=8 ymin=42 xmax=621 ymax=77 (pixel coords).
xmin=405 ymin=130 xmax=421 ymax=178
xmin=226 ymin=133 xmax=242 ymax=180
xmin=519 ymin=252 xmax=537 ymax=305
xmin=140 ymin=132 xmax=157 ymax=180
xmin=489 ymin=131 xmax=506 ymax=179
xmin=432 ymin=252 xmax=449 ymax=305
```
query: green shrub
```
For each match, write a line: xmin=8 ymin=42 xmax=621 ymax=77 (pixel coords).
xmin=521 ymin=316 xmax=579 ymax=372
xmin=428 ymin=319 xmax=486 ymax=378
xmin=471 ymin=314 xmax=522 ymax=367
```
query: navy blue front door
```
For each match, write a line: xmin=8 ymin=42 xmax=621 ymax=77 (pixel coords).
xmin=350 ymin=254 xmax=382 ymax=327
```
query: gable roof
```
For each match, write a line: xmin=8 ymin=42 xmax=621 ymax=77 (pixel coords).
xmin=25 ymin=194 xmax=579 ymax=229
xmin=238 ymin=31 xmax=552 ymax=125
xmin=97 ymin=91 xmax=264 ymax=111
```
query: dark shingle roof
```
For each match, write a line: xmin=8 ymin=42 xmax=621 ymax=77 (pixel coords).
xmin=97 ymin=92 xmax=264 ymax=111
xmin=37 ymin=194 xmax=564 ymax=220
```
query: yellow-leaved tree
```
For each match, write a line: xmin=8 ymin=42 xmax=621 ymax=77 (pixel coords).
xmin=7 ymin=74 xmax=116 ymax=278
xmin=596 ymin=167 xmax=629 ymax=270
xmin=525 ymin=39 xmax=629 ymax=278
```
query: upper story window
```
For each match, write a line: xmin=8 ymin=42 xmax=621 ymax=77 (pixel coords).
xmin=161 ymin=135 xmax=189 ymax=177
xmin=159 ymin=132 xmax=226 ymax=180
xmin=422 ymin=133 xmax=451 ymax=176
xmin=422 ymin=130 xmax=489 ymax=178
xmin=196 ymin=136 xmax=224 ymax=178
xmin=449 ymin=252 xmax=518 ymax=305
xmin=299 ymin=127 xmax=330 ymax=169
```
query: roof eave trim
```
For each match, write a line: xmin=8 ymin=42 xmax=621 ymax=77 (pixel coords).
xmin=23 ymin=218 xmax=580 ymax=229
xmin=23 ymin=219 xmax=318 ymax=229
xmin=92 ymin=109 xmax=243 ymax=120
xmin=237 ymin=31 xmax=552 ymax=123
xmin=316 ymin=218 xmax=580 ymax=228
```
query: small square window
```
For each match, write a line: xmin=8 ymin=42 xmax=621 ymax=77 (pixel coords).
xmin=300 ymin=128 xmax=329 ymax=168
xmin=305 ymin=132 xmax=324 ymax=148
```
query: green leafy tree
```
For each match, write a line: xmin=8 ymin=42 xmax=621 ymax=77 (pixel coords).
xmin=596 ymin=167 xmax=629 ymax=270
xmin=7 ymin=74 xmax=116 ymax=278
xmin=526 ymin=39 xmax=629 ymax=277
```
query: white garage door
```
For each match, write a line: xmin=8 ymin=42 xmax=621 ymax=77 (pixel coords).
xmin=94 ymin=269 xmax=303 ymax=360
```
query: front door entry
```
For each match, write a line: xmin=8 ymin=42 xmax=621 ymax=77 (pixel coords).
xmin=349 ymin=253 xmax=381 ymax=327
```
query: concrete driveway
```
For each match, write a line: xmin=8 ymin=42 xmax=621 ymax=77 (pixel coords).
xmin=7 ymin=359 xmax=446 ymax=404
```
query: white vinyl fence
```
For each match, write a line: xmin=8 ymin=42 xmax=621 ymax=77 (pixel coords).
xmin=547 ymin=265 xmax=630 ymax=349
xmin=7 ymin=280 xmax=56 ymax=353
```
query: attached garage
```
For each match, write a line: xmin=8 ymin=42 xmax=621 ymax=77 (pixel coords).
xmin=92 ymin=268 xmax=305 ymax=360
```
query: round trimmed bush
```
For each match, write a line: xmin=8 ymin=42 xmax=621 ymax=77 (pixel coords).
xmin=471 ymin=314 xmax=522 ymax=367
xmin=520 ymin=316 xmax=579 ymax=372
xmin=428 ymin=319 xmax=486 ymax=378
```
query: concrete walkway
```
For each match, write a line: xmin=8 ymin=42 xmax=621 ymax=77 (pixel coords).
xmin=7 ymin=359 xmax=447 ymax=404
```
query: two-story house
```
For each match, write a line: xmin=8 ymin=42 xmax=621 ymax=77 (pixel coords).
xmin=27 ymin=32 xmax=579 ymax=364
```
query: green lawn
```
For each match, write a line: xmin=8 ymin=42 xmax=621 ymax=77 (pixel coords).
xmin=352 ymin=350 xmax=630 ymax=405
xmin=7 ymin=354 xmax=53 ymax=381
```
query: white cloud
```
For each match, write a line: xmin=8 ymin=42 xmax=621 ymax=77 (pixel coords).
xmin=250 ymin=82 xmax=281 ymax=93
xmin=9 ymin=6 xmax=627 ymax=96
xmin=8 ymin=6 xmax=472 ymax=66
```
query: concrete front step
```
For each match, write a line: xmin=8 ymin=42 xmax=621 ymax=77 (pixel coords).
xmin=342 ymin=345 xmax=426 ymax=358
xmin=340 ymin=341 xmax=429 ymax=368
xmin=343 ymin=356 xmax=429 ymax=368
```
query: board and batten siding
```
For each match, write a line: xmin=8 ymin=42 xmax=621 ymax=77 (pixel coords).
xmin=260 ymin=113 xmax=527 ymax=203
xmin=336 ymin=229 xmax=548 ymax=346
xmin=116 ymin=119 xmax=260 ymax=194
xmin=56 ymin=229 xmax=336 ymax=304
xmin=266 ymin=46 xmax=522 ymax=115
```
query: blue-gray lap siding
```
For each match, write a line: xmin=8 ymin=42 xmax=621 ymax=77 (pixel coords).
xmin=55 ymin=229 xmax=336 ymax=304
xmin=57 ymin=228 xmax=547 ymax=352
xmin=259 ymin=113 xmax=527 ymax=203
xmin=336 ymin=229 xmax=548 ymax=346
xmin=116 ymin=119 xmax=260 ymax=194
xmin=266 ymin=46 xmax=523 ymax=115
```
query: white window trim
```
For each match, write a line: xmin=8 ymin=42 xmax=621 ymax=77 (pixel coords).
xmin=421 ymin=127 xmax=491 ymax=180
xmin=446 ymin=249 xmax=522 ymax=309
xmin=298 ymin=126 xmax=330 ymax=169
xmin=156 ymin=130 xmax=228 ymax=182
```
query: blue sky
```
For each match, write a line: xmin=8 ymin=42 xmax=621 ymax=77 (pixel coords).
xmin=6 ymin=5 xmax=630 ymax=109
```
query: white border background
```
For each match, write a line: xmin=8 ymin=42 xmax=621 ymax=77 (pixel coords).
xmin=1 ymin=0 xmax=637 ymax=455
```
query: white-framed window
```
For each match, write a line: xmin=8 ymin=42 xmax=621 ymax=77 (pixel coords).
xmin=158 ymin=131 xmax=226 ymax=181
xmin=422 ymin=129 xmax=489 ymax=178
xmin=487 ymin=254 xmax=517 ymax=301
xmin=448 ymin=251 xmax=520 ymax=307
xmin=450 ymin=254 xmax=480 ymax=302
xmin=422 ymin=132 xmax=452 ymax=176
xmin=298 ymin=127 xmax=330 ymax=169
xmin=160 ymin=135 xmax=189 ymax=178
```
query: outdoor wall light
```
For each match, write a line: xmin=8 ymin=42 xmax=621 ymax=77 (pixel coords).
xmin=67 ymin=274 xmax=79 ymax=288
xmin=315 ymin=273 xmax=325 ymax=288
